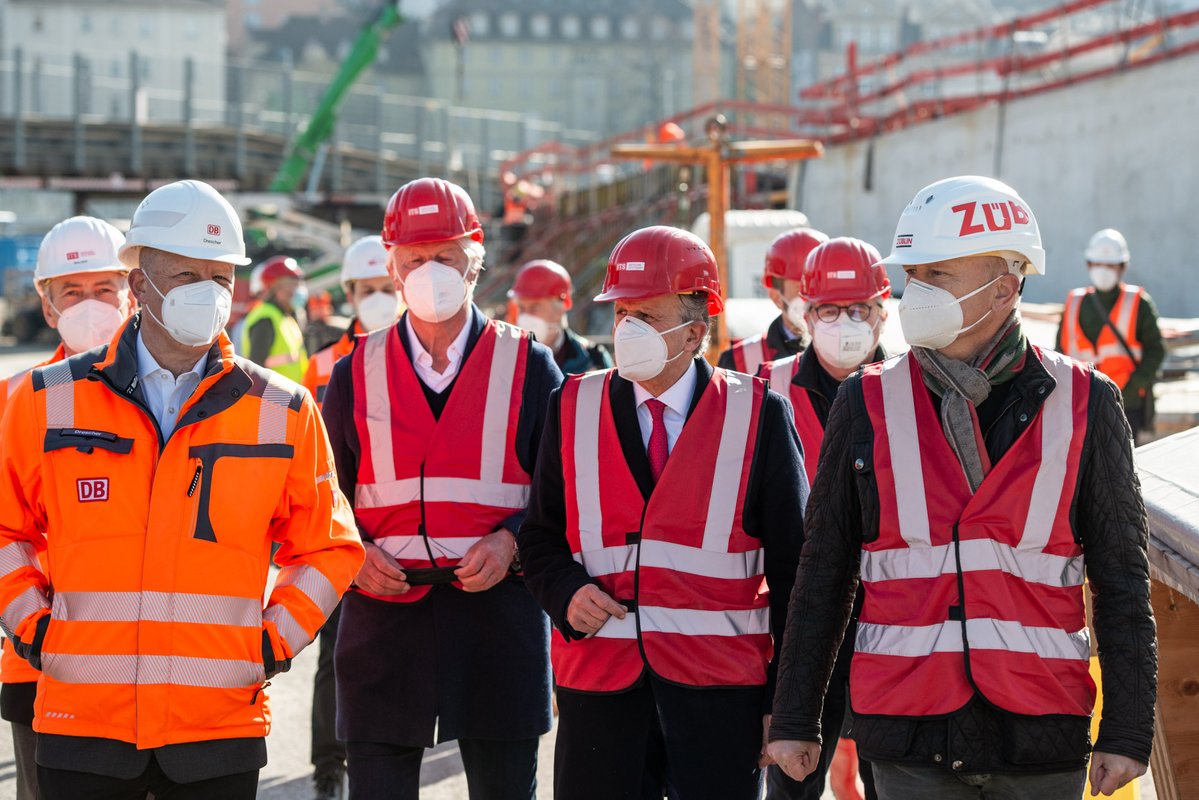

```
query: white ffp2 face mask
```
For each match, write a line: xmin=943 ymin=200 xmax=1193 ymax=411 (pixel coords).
xmin=613 ymin=317 xmax=691 ymax=383
xmin=897 ymin=276 xmax=1000 ymax=351
xmin=144 ymin=276 xmax=232 ymax=348
xmin=401 ymin=261 xmax=471 ymax=323
xmin=812 ymin=317 xmax=878 ymax=370
xmin=1089 ymin=266 xmax=1120 ymax=292
xmin=356 ymin=291 xmax=401 ymax=332
xmin=53 ymin=297 xmax=126 ymax=354
xmin=784 ymin=297 xmax=808 ymax=333
xmin=516 ymin=313 xmax=553 ymax=343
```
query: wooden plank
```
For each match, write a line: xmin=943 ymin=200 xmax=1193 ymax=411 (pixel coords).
xmin=1150 ymin=579 xmax=1199 ymax=798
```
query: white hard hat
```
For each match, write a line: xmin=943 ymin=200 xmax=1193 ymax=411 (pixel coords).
xmin=1084 ymin=228 xmax=1129 ymax=265
xmin=340 ymin=235 xmax=390 ymax=288
xmin=35 ymin=216 xmax=128 ymax=296
xmin=880 ymin=175 xmax=1046 ymax=276
xmin=118 ymin=180 xmax=252 ymax=269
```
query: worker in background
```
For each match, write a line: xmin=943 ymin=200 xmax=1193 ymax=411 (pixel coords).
xmin=758 ymin=236 xmax=890 ymax=800
xmin=768 ymin=176 xmax=1156 ymax=799
xmin=241 ymin=255 xmax=309 ymax=381
xmin=322 ymin=178 xmax=561 ymax=799
xmin=1057 ymin=228 xmax=1165 ymax=441
xmin=519 ymin=226 xmax=807 ymax=799
xmin=0 ymin=215 xmax=133 ymax=800
xmin=303 ymin=233 xmax=401 ymax=800
xmin=718 ymin=228 xmax=828 ymax=374
xmin=0 ymin=179 xmax=363 ymax=799
xmin=509 ymin=258 xmax=612 ymax=374
xmin=303 ymin=235 xmax=401 ymax=409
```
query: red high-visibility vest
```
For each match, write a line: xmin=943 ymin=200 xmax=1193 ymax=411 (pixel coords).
xmin=350 ymin=320 xmax=531 ymax=603
xmin=852 ymin=348 xmax=1095 ymax=718
xmin=554 ymin=368 xmax=771 ymax=692
xmin=1060 ymin=285 xmax=1144 ymax=389
xmin=761 ymin=355 xmax=822 ymax=486
xmin=729 ymin=333 xmax=778 ymax=375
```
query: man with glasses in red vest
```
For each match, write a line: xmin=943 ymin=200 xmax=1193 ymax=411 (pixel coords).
xmin=768 ymin=177 xmax=1156 ymax=799
xmin=758 ymin=236 xmax=890 ymax=800
xmin=520 ymin=226 xmax=808 ymax=799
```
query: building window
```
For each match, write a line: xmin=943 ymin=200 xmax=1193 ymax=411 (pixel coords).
xmin=499 ymin=13 xmax=519 ymax=37
xmin=110 ymin=60 xmax=122 ymax=78
xmin=32 ymin=14 xmax=43 ymax=32
xmin=140 ymin=59 xmax=151 ymax=80
xmin=548 ymin=48 xmax=562 ymax=66
xmin=591 ymin=16 xmax=610 ymax=39
xmin=488 ymin=77 xmax=502 ymax=96
xmin=550 ymin=78 xmax=563 ymax=97
xmin=489 ymin=45 xmax=503 ymax=64
xmin=245 ymin=13 xmax=262 ymax=30
xmin=80 ymin=14 xmax=93 ymax=33
xmin=651 ymin=17 xmax=670 ymax=40
xmin=561 ymin=15 xmax=580 ymax=39
xmin=519 ymin=48 xmax=532 ymax=66
xmin=530 ymin=14 xmax=550 ymax=38
xmin=470 ymin=12 xmax=489 ymax=37
xmin=139 ymin=17 xmax=154 ymax=36
xmin=621 ymin=18 xmax=639 ymax=39
xmin=184 ymin=16 xmax=198 ymax=39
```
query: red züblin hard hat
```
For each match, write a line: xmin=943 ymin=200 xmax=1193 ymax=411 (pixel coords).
xmin=799 ymin=236 xmax=891 ymax=305
xmin=508 ymin=260 xmax=573 ymax=309
xmin=595 ymin=226 xmax=723 ymax=315
xmin=763 ymin=228 xmax=830 ymax=288
xmin=382 ymin=177 xmax=484 ymax=247
xmin=258 ymin=255 xmax=305 ymax=289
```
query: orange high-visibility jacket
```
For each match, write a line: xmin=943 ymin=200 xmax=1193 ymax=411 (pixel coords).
xmin=302 ymin=323 xmax=361 ymax=410
xmin=0 ymin=344 xmax=65 ymax=686
xmin=1060 ymin=285 xmax=1144 ymax=390
xmin=0 ymin=318 xmax=363 ymax=749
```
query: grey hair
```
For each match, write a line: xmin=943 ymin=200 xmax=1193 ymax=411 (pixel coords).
xmin=678 ymin=293 xmax=713 ymax=358
xmin=458 ymin=238 xmax=486 ymax=273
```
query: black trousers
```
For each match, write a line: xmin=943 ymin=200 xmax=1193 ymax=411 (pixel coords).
xmin=346 ymin=737 xmax=538 ymax=800
xmin=37 ymin=756 xmax=257 ymax=800
xmin=555 ymin=676 xmax=763 ymax=800
xmin=313 ymin=601 xmax=346 ymax=773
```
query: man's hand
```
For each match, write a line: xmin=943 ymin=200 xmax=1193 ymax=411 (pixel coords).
xmin=766 ymin=740 xmax=821 ymax=783
xmin=355 ymin=542 xmax=409 ymax=596
xmin=455 ymin=528 xmax=516 ymax=593
xmin=566 ymin=584 xmax=626 ymax=637
xmin=1088 ymin=752 xmax=1147 ymax=797
xmin=759 ymin=715 xmax=775 ymax=768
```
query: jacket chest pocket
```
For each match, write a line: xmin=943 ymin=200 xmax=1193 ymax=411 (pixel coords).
xmin=188 ymin=443 xmax=293 ymax=552
xmin=45 ymin=429 xmax=146 ymax=542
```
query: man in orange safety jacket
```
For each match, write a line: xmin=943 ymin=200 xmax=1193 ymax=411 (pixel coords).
xmin=0 ymin=180 xmax=363 ymax=800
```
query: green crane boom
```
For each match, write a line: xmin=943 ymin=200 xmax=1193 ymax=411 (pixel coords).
xmin=269 ymin=2 xmax=404 ymax=193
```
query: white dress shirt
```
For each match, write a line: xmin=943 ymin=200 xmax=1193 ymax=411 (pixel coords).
xmin=404 ymin=315 xmax=471 ymax=394
xmin=632 ymin=361 xmax=697 ymax=454
xmin=136 ymin=332 xmax=208 ymax=440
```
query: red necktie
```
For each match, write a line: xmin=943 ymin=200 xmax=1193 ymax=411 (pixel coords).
xmin=646 ymin=398 xmax=669 ymax=483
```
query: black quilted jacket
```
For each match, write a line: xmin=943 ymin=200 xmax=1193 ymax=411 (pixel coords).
xmin=769 ymin=352 xmax=1158 ymax=774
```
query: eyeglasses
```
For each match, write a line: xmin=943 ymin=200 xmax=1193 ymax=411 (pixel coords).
xmin=811 ymin=303 xmax=875 ymax=323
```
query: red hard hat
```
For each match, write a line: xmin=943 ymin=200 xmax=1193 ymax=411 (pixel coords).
xmin=763 ymin=228 xmax=830 ymax=288
xmin=508 ymin=259 xmax=573 ymax=309
xmin=259 ymin=255 xmax=305 ymax=289
xmin=595 ymin=226 xmax=723 ymax=315
xmin=382 ymin=177 xmax=483 ymax=247
xmin=799 ymin=237 xmax=891 ymax=305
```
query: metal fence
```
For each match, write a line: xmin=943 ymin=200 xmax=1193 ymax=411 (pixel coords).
xmin=0 ymin=47 xmax=601 ymax=205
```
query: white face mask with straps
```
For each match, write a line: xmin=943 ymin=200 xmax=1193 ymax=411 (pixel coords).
xmin=401 ymin=261 xmax=472 ymax=323
xmin=613 ymin=317 xmax=691 ymax=383
xmin=52 ymin=298 xmax=126 ymax=354
xmin=143 ymin=275 xmax=232 ymax=348
xmin=897 ymin=275 xmax=1000 ymax=351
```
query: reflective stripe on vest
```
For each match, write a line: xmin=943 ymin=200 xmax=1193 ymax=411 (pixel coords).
xmin=556 ymin=368 xmax=770 ymax=691
xmin=854 ymin=349 xmax=1093 ymax=718
xmin=1061 ymin=286 xmax=1143 ymax=389
xmin=732 ymin=335 xmax=769 ymax=375
xmin=764 ymin=356 xmax=822 ymax=485
xmin=351 ymin=320 xmax=531 ymax=603
xmin=242 ymin=303 xmax=308 ymax=382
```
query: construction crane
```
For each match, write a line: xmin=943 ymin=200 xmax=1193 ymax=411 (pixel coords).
xmin=736 ymin=0 xmax=792 ymax=127
xmin=269 ymin=2 xmax=404 ymax=193
xmin=693 ymin=0 xmax=723 ymax=106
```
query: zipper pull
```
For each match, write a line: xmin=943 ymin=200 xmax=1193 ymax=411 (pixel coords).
xmin=187 ymin=463 xmax=203 ymax=497
xmin=251 ymin=681 xmax=271 ymax=704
